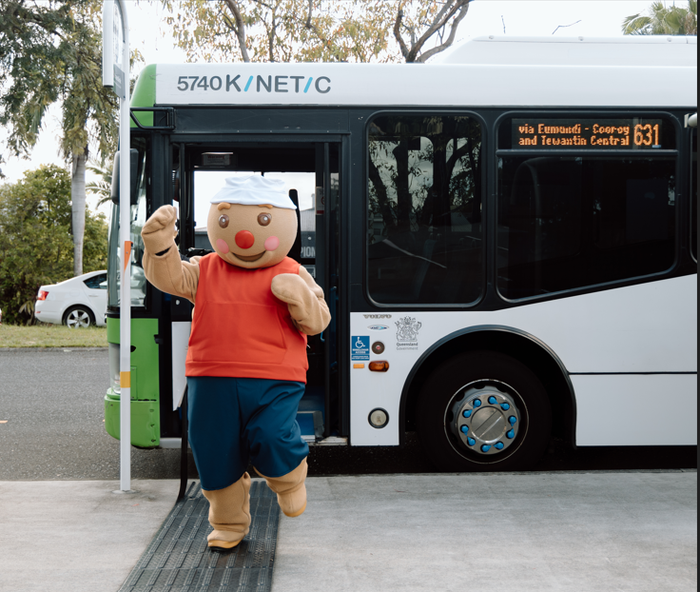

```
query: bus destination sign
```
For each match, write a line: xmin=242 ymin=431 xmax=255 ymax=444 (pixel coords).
xmin=512 ymin=118 xmax=665 ymax=149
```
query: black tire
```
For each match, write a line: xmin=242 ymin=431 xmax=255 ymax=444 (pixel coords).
xmin=63 ymin=305 xmax=95 ymax=329
xmin=416 ymin=351 xmax=552 ymax=472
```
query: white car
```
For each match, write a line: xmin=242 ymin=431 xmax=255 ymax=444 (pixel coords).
xmin=35 ymin=270 xmax=108 ymax=328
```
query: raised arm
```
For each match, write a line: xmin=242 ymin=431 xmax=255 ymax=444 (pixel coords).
xmin=141 ymin=205 xmax=200 ymax=303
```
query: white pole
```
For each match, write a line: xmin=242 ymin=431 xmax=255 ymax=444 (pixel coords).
xmin=102 ymin=0 xmax=132 ymax=493
xmin=117 ymin=0 xmax=132 ymax=493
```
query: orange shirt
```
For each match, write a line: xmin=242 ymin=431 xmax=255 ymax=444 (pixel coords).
xmin=186 ymin=254 xmax=308 ymax=382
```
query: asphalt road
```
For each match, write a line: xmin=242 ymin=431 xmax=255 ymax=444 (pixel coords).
xmin=0 ymin=348 xmax=695 ymax=481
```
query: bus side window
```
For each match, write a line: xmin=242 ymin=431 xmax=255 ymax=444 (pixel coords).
xmin=367 ymin=114 xmax=483 ymax=305
xmin=498 ymin=153 xmax=676 ymax=300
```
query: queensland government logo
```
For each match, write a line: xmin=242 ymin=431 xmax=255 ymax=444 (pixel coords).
xmin=396 ymin=316 xmax=421 ymax=351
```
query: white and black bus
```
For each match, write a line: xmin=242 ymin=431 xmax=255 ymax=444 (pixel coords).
xmin=104 ymin=35 xmax=697 ymax=471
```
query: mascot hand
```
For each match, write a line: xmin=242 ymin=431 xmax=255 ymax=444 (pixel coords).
xmin=272 ymin=273 xmax=317 ymax=325
xmin=141 ymin=205 xmax=178 ymax=255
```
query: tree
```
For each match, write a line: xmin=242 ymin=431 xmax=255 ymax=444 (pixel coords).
xmin=163 ymin=0 xmax=471 ymax=64
xmin=0 ymin=165 xmax=108 ymax=325
xmin=0 ymin=0 xmax=119 ymax=278
xmin=623 ymin=0 xmax=697 ymax=35
xmin=86 ymin=159 xmax=114 ymax=209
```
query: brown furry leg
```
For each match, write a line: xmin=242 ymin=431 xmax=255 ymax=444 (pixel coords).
xmin=256 ymin=458 xmax=308 ymax=517
xmin=202 ymin=472 xmax=251 ymax=549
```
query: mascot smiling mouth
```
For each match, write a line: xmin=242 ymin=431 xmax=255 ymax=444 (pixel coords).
xmin=233 ymin=251 xmax=266 ymax=262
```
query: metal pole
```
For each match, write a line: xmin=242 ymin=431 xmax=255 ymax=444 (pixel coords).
xmin=102 ymin=0 xmax=132 ymax=493
xmin=117 ymin=0 xmax=132 ymax=493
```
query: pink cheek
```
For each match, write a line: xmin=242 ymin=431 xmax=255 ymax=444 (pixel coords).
xmin=216 ymin=239 xmax=230 ymax=254
xmin=264 ymin=236 xmax=279 ymax=251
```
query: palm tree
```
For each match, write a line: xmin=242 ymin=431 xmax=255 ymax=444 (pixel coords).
xmin=623 ymin=0 xmax=697 ymax=35
xmin=86 ymin=160 xmax=114 ymax=208
xmin=0 ymin=1 xmax=119 ymax=277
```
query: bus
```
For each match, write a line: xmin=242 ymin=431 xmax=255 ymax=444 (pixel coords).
xmin=104 ymin=35 xmax=697 ymax=472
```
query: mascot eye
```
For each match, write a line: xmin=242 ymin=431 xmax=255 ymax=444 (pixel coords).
xmin=258 ymin=212 xmax=272 ymax=226
xmin=218 ymin=214 xmax=229 ymax=228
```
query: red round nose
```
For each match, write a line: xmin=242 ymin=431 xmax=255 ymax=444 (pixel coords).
xmin=235 ymin=230 xmax=255 ymax=249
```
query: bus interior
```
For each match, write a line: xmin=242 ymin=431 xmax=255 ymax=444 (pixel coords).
xmin=174 ymin=142 xmax=340 ymax=442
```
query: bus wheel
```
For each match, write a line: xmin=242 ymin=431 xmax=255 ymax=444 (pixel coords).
xmin=416 ymin=351 xmax=552 ymax=472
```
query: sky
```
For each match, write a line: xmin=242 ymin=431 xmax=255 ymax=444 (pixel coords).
xmin=0 ymin=0 xmax=664 ymax=210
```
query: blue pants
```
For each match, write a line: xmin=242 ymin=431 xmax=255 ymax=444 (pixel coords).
xmin=187 ymin=377 xmax=309 ymax=491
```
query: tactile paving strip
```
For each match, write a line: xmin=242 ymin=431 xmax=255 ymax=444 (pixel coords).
xmin=118 ymin=480 xmax=279 ymax=592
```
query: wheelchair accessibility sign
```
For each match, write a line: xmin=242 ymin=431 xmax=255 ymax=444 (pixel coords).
xmin=351 ymin=336 xmax=370 ymax=361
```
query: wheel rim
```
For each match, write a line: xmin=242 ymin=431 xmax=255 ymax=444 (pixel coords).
xmin=444 ymin=379 xmax=527 ymax=463
xmin=66 ymin=309 xmax=91 ymax=328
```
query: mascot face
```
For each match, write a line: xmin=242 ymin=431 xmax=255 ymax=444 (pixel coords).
xmin=206 ymin=188 xmax=298 ymax=270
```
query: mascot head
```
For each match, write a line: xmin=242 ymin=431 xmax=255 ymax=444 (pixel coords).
xmin=207 ymin=175 xmax=298 ymax=269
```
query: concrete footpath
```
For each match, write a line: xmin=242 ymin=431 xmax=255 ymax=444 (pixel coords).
xmin=0 ymin=471 xmax=696 ymax=592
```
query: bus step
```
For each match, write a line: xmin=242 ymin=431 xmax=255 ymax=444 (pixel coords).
xmin=297 ymin=410 xmax=323 ymax=442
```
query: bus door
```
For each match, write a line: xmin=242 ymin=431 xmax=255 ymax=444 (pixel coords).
xmin=171 ymin=139 xmax=340 ymax=443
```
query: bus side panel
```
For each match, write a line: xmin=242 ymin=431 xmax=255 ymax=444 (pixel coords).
xmin=349 ymin=276 xmax=696 ymax=447
xmin=573 ymin=374 xmax=697 ymax=446
xmin=104 ymin=316 xmax=161 ymax=447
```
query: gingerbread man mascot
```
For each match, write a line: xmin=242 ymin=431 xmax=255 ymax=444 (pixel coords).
xmin=141 ymin=175 xmax=330 ymax=550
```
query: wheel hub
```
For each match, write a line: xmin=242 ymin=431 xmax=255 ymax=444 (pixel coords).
xmin=450 ymin=384 xmax=521 ymax=455
xmin=66 ymin=310 xmax=90 ymax=329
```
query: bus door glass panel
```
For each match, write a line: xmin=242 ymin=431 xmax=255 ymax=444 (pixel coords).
xmin=312 ymin=143 xmax=340 ymax=438
xmin=367 ymin=115 xmax=483 ymax=305
xmin=498 ymin=154 xmax=676 ymax=299
xmin=691 ymin=127 xmax=697 ymax=262
xmin=107 ymin=135 xmax=148 ymax=310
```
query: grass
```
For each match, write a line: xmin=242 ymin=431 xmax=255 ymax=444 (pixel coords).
xmin=0 ymin=323 xmax=108 ymax=348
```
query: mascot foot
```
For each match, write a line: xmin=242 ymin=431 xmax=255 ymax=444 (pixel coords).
xmin=258 ymin=458 xmax=308 ymax=518
xmin=282 ymin=500 xmax=307 ymax=518
xmin=207 ymin=530 xmax=244 ymax=550
xmin=202 ymin=473 xmax=252 ymax=549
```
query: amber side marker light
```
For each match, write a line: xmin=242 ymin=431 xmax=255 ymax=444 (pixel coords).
xmin=368 ymin=361 xmax=390 ymax=372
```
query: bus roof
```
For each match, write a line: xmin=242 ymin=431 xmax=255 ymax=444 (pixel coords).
xmin=430 ymin=34 xmax=697 ymax=66
xmin=136 ymin=36 xmax=697 ymax=111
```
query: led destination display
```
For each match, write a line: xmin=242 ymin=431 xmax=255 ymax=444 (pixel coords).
xmin=512 ymin=118 xmax=666 ymax=149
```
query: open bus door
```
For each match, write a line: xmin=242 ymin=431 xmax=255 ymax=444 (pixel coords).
xmin=165 ymin=140 xmax=341 ymax=446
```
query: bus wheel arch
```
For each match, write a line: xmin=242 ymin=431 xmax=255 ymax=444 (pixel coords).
xmin=400 ymin=327 xmax=576 ymax=470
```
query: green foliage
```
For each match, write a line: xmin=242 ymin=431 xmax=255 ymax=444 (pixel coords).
xmin=0 ymin=165 xmax=108 ymax=325
xmin=0 ymin=1 xmax=123 ymax=276
xmin=162 ymin=0 xmax=470 ymax=64
xmin=0 ymin=0 xmax=119 ymax=171
xmin=623 ymin=0 xmax=697 ymax=35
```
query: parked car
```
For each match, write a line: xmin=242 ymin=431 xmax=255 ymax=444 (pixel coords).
xmin=35 ymin=270 xmax=108 ymax=328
